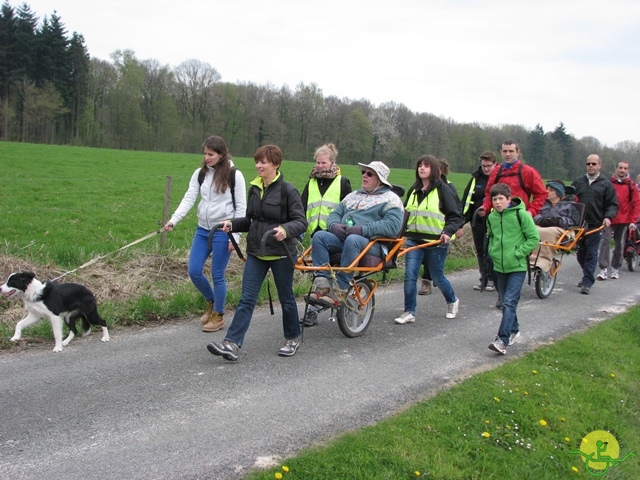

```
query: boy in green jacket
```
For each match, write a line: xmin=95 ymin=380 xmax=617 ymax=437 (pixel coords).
xmin=486 ymin=184 xmax=540 ymax=354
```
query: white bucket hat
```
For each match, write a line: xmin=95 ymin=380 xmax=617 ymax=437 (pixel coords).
xmin=357 ymin=161 xmax=392 ymax=187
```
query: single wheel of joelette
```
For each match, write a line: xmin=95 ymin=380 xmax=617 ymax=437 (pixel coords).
xmin=535 ymin=259 xmax=558 ymax=299
xmin=626 ymin=249 xmax=637 ymax=272
xmin=337 ymin=279 xmax=375 ymax=337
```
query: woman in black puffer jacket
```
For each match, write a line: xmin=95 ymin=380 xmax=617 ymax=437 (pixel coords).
xmin=207 ymin=145 xmax=307 ymax=361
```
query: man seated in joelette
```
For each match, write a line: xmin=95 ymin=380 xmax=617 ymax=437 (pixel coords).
xmin=531 ymin=180 xmax=582 ymax=272
xmin=308 ymin=161 xmax=404 ymax=306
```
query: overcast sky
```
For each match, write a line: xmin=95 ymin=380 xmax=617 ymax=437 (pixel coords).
xmin=21 ymin=0 xmax=640 ymax=146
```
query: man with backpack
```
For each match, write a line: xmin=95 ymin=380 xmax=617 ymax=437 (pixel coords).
xmin=596 ymin=161 xmax=640 ymax=280
xmin=477 ymin=140 xmax=547 ymax=218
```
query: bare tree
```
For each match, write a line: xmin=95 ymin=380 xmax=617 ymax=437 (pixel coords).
xmin=173 ymin=59 xmax=220 ymax=146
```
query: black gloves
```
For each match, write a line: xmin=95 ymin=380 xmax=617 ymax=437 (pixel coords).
xmin=538 ymin=218 xmax=559 ymax=227
xmin=330 ymin=223 xmax=348 ymax=241
xmin=345 ymin=225 xmax=363 ymax=237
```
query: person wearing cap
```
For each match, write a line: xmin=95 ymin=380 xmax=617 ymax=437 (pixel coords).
xmin=530 ymin=180 xmax=582 ymax=272
xmin=395 ymin=155 xmax=464 ymax=324
xmin=308 ymin=161 xmax=404 ymax=306
xmin=460 ymin=150 xmax=498 ymax=292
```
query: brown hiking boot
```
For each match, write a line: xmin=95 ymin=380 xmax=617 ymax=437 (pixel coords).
xmin=202 ymin=311 xmax=224 ymax=332
xmin=419 ymin=279 xmax=432 ymax=295
xmin=200 ymin=300 xmax=214 ymax=324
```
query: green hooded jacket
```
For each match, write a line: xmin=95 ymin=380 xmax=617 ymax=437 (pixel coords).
xmin=486 ymin=197 xmax=540 ymax=273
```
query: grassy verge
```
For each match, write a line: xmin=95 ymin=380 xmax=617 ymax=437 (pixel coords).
xmin=246 ymin=307 xmax=640 ymax=480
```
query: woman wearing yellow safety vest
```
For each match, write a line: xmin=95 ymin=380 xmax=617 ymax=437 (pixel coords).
xmin=394 ymin=155 xmax=464 ymax=325
xmin=300 ymin=143 xmax=352 ymax=327
xmin=301 ymin=143 xmax=352 ymax=237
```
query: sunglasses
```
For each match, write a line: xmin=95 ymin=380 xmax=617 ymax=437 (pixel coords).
xmin=586 ymin=162 xmax=598 ymax=166
xmin=361 ymin=170 xmax=375 ymax=177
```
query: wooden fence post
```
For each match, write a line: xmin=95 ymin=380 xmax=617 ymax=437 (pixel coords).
xmin=161 ymin=176 xmax=172 ymax=248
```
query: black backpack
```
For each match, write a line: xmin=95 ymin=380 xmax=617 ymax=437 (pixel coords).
xmin=198 ymin=167 xmax=237 ymax=210
xmin=494 ymin=162 xmax=530 ymax=199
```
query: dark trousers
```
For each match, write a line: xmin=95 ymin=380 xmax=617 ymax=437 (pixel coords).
xmin=577 ymin=227 xmax=602 ymax=288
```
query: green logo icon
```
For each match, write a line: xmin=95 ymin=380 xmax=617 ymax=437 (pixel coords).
xmin=570 ymin=430 xmax=636 ymax=476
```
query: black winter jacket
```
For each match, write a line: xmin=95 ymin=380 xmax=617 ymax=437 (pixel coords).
xmin=231 ymin=173 xmax=307 ymax=258
xmin=571 ymin=174 xmax=618 ymax=227
xmin=461 ymin=166 xmax=491 ymax=224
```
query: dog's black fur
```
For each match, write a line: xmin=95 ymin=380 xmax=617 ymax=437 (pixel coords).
xmin=1 ymin=271 xmax=109 ymax=352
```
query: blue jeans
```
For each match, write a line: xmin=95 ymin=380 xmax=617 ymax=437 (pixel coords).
xmin=493 ymin=271 xmax=526 ymax=346
xmin=188 ymin=227 xmax=232 ymax=314
xmin=404 ymin=239 xmax=456 ymax=314
xmin=311 ymin=230 xmax=381 ymax=290
xmin=225 ymin=255 xmax=300 ymax=347
xmin=577 ymin=228 xmax=601 ymax=288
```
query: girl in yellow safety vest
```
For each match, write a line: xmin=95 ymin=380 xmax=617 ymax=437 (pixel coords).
xmin=301 ymin=143 xmax=352 ymax=237
xmin=394 ymin=155 xmax=464 ymax=325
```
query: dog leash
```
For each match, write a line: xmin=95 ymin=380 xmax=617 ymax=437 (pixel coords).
xmin=49 ymin=228 xmax=166 ymax=282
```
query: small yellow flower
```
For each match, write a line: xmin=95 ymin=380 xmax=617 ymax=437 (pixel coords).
xmin=565 ymin=437 xmax=571 ymax=443
xmin=532 ymin=370 xmax=538 ymax=374
xmin=610 ymin=373 xmax=616 ymax=378
xmin=485 ymin=420 xmax=491 ymax=424
xmin=572 ymin=466 xmax=579 ymax=473
xmin=506 ymin=425 xmax=512 ymax=429
xmin=539 ymin=419 xmax=548 ymax=426
xmin=414 ymin=471 xmax=421 ymax=477
xmin=275 ymin=473 xmax=283 ymax=480
xmin=524 ymin=391 xmax=529 ymax=395
xmin=561 ymin=417 xmax=566 ymax=422
xmin=482 ymin=432 xmax=491 ymax=438
xmin=281 ymin=466 xmax=289 ymax=473
xmin=493 ymin=397 xmax=500 ymax=403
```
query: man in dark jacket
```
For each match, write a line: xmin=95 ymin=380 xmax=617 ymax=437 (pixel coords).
xmin=461 ymin=151 xmax=497 ymax=291
xmin=571 ymin=154 xmax=618 ymax=294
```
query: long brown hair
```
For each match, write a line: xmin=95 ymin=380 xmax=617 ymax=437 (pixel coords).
xmin=411 ymin=155 xmax=440 ymax=192
xmin=199 ymin=136 xmax=232 ymax=193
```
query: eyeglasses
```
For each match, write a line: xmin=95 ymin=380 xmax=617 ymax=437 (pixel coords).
xmin=586 ymin=162 xmax=598 ymax=166
xmin=361 ymin=170 xmax=375 ymax=177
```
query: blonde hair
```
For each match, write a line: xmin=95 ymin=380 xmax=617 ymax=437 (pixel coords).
xmin=314 ymin=143 xmax=338 ymax=163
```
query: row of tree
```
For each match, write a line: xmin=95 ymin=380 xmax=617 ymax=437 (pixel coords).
xmin=1 ymin=2 xmax=639 ymax=179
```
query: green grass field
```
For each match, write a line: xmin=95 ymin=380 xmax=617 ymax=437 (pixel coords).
xmin=0 ymin=142 xmax=466 ymax=267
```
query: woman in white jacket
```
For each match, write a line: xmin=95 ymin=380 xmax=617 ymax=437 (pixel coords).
xmin=164 ymin=136 xmax=246 ymax=332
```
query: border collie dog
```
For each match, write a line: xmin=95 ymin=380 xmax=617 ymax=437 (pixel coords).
xmin=1 ymin=272 xmax=109 ymax=352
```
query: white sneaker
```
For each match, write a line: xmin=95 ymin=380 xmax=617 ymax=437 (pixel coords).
xmin=394 ymin=312 xmax=416 ymax=324
xmin=596 ymin=268 xmax=607 ymax=280
xmin=508 ymin=331 xmax=520 ymax=346
xmin=610 ymin=268 xmax=619 ymax=279
xmin=446 ymin=298 xmax=459 ymax=319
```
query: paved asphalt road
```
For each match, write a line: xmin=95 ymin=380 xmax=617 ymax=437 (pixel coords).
xmin=1 ymin=260 xmax=639 ymax=480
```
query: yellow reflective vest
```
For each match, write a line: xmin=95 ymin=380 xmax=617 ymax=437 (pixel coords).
xmin=306 ymin=176 xmax=342 ymax=235
xmin=405 ymin=188 xmax=446 ymax=240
